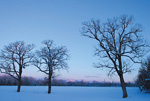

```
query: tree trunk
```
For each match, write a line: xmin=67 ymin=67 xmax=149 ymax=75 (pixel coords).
xmin=17 ymin=78 xmax=21 ymax=92
xmin=119 ymin=74 xmax=128 ymax=98
xmin=17 ymin=65 xmax=22 ymax=92
xmin=118 ymin=56 xmax=128 ymax=98
xmin=48 ymin=74 xmax=52 ymax=94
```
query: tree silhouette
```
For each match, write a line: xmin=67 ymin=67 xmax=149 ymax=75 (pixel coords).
xmin=33 ymin=40 xmax=69 ymax=94
xmin=81 ymin=15 xmax=149 ymax=98
xmin=0 ymin=41 xmax=34 ymax=92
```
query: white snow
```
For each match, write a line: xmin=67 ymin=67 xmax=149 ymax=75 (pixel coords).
xmin=0 ymin=86 xmax=149 ymax=101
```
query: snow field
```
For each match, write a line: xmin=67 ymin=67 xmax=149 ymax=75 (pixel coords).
xmin=0 ymin=86 xmax=149 ymax=101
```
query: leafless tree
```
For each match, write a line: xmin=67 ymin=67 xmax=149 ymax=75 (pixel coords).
xmin=33 ymin=40 xmax=69 ymax=94
xmin=0 ymin=41 xmax=34 ymax=92
xmin=81 ymin=15 xmax=149 ymax=98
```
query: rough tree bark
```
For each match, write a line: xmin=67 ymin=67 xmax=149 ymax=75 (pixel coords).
xmin=17 ymin=65 xmax=22 ymax=92
xmin=118 ymin=56 xmax=127 ymax=98
xmin=119 ymin=73 xmax=127 ymax=98
xmin=48 ymin=72 xmax=52 ymax=94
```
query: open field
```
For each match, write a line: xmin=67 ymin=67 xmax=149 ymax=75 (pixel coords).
xmin=0 ymin=86 xmax=149 ymax=101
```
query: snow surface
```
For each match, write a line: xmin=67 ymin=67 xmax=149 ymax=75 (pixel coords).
xmin=0 ymin=86 xmax=149 ymax=101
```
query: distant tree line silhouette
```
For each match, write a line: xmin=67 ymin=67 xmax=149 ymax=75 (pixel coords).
xmin=0 ymin=75 xmax=135 ymax=87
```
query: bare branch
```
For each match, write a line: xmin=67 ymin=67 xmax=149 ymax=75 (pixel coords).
xmin=33 ymin=40 xmax=69 ymax=76
xmin=0 ymin=41 xmax=34 ymax=83
xmin=81 ymin=15 xmax=149 ymax=76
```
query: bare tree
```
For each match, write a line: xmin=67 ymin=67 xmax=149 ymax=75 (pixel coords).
xmin=0 ymin=41 xmax=34 ymax=92
xmin=81 ymin=15 xmax=149 ymax=98
xmin=33 ymin=40 xmax=69 ymax=94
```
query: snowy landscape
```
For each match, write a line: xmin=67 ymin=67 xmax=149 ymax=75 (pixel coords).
xmin=0 ymin=86 xmax=149 ymax=101
xmin=0 ymin=0 xmax=150 ymax=101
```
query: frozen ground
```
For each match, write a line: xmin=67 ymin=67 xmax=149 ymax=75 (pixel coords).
xmin=0 ymin=86 xmax=149 ymax=101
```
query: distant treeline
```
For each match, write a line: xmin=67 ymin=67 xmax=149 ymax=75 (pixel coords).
xmin=0 ymin=75 xmax=136 ymax=87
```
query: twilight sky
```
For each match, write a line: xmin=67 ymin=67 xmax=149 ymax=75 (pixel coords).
xmin=0 ymin=0 xmax=150 ymax=82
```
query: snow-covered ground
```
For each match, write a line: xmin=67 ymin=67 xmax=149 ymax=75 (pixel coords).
xmin=0 ymin=86 xmax=149 ymax=101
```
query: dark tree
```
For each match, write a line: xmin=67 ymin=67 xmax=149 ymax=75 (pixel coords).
xmin=136 ymin=57 xmax=150 ymax=91
xmin=81 ymin=15 xmax=149 ymax=98
xmin=0 ymin=41 xmax=34 ymax=92
xmin=33 ymin=40 xmax=69 ymax=94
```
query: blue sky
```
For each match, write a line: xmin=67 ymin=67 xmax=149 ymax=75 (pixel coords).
xmin=0 ymin=0 xmax=150 ymax=82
